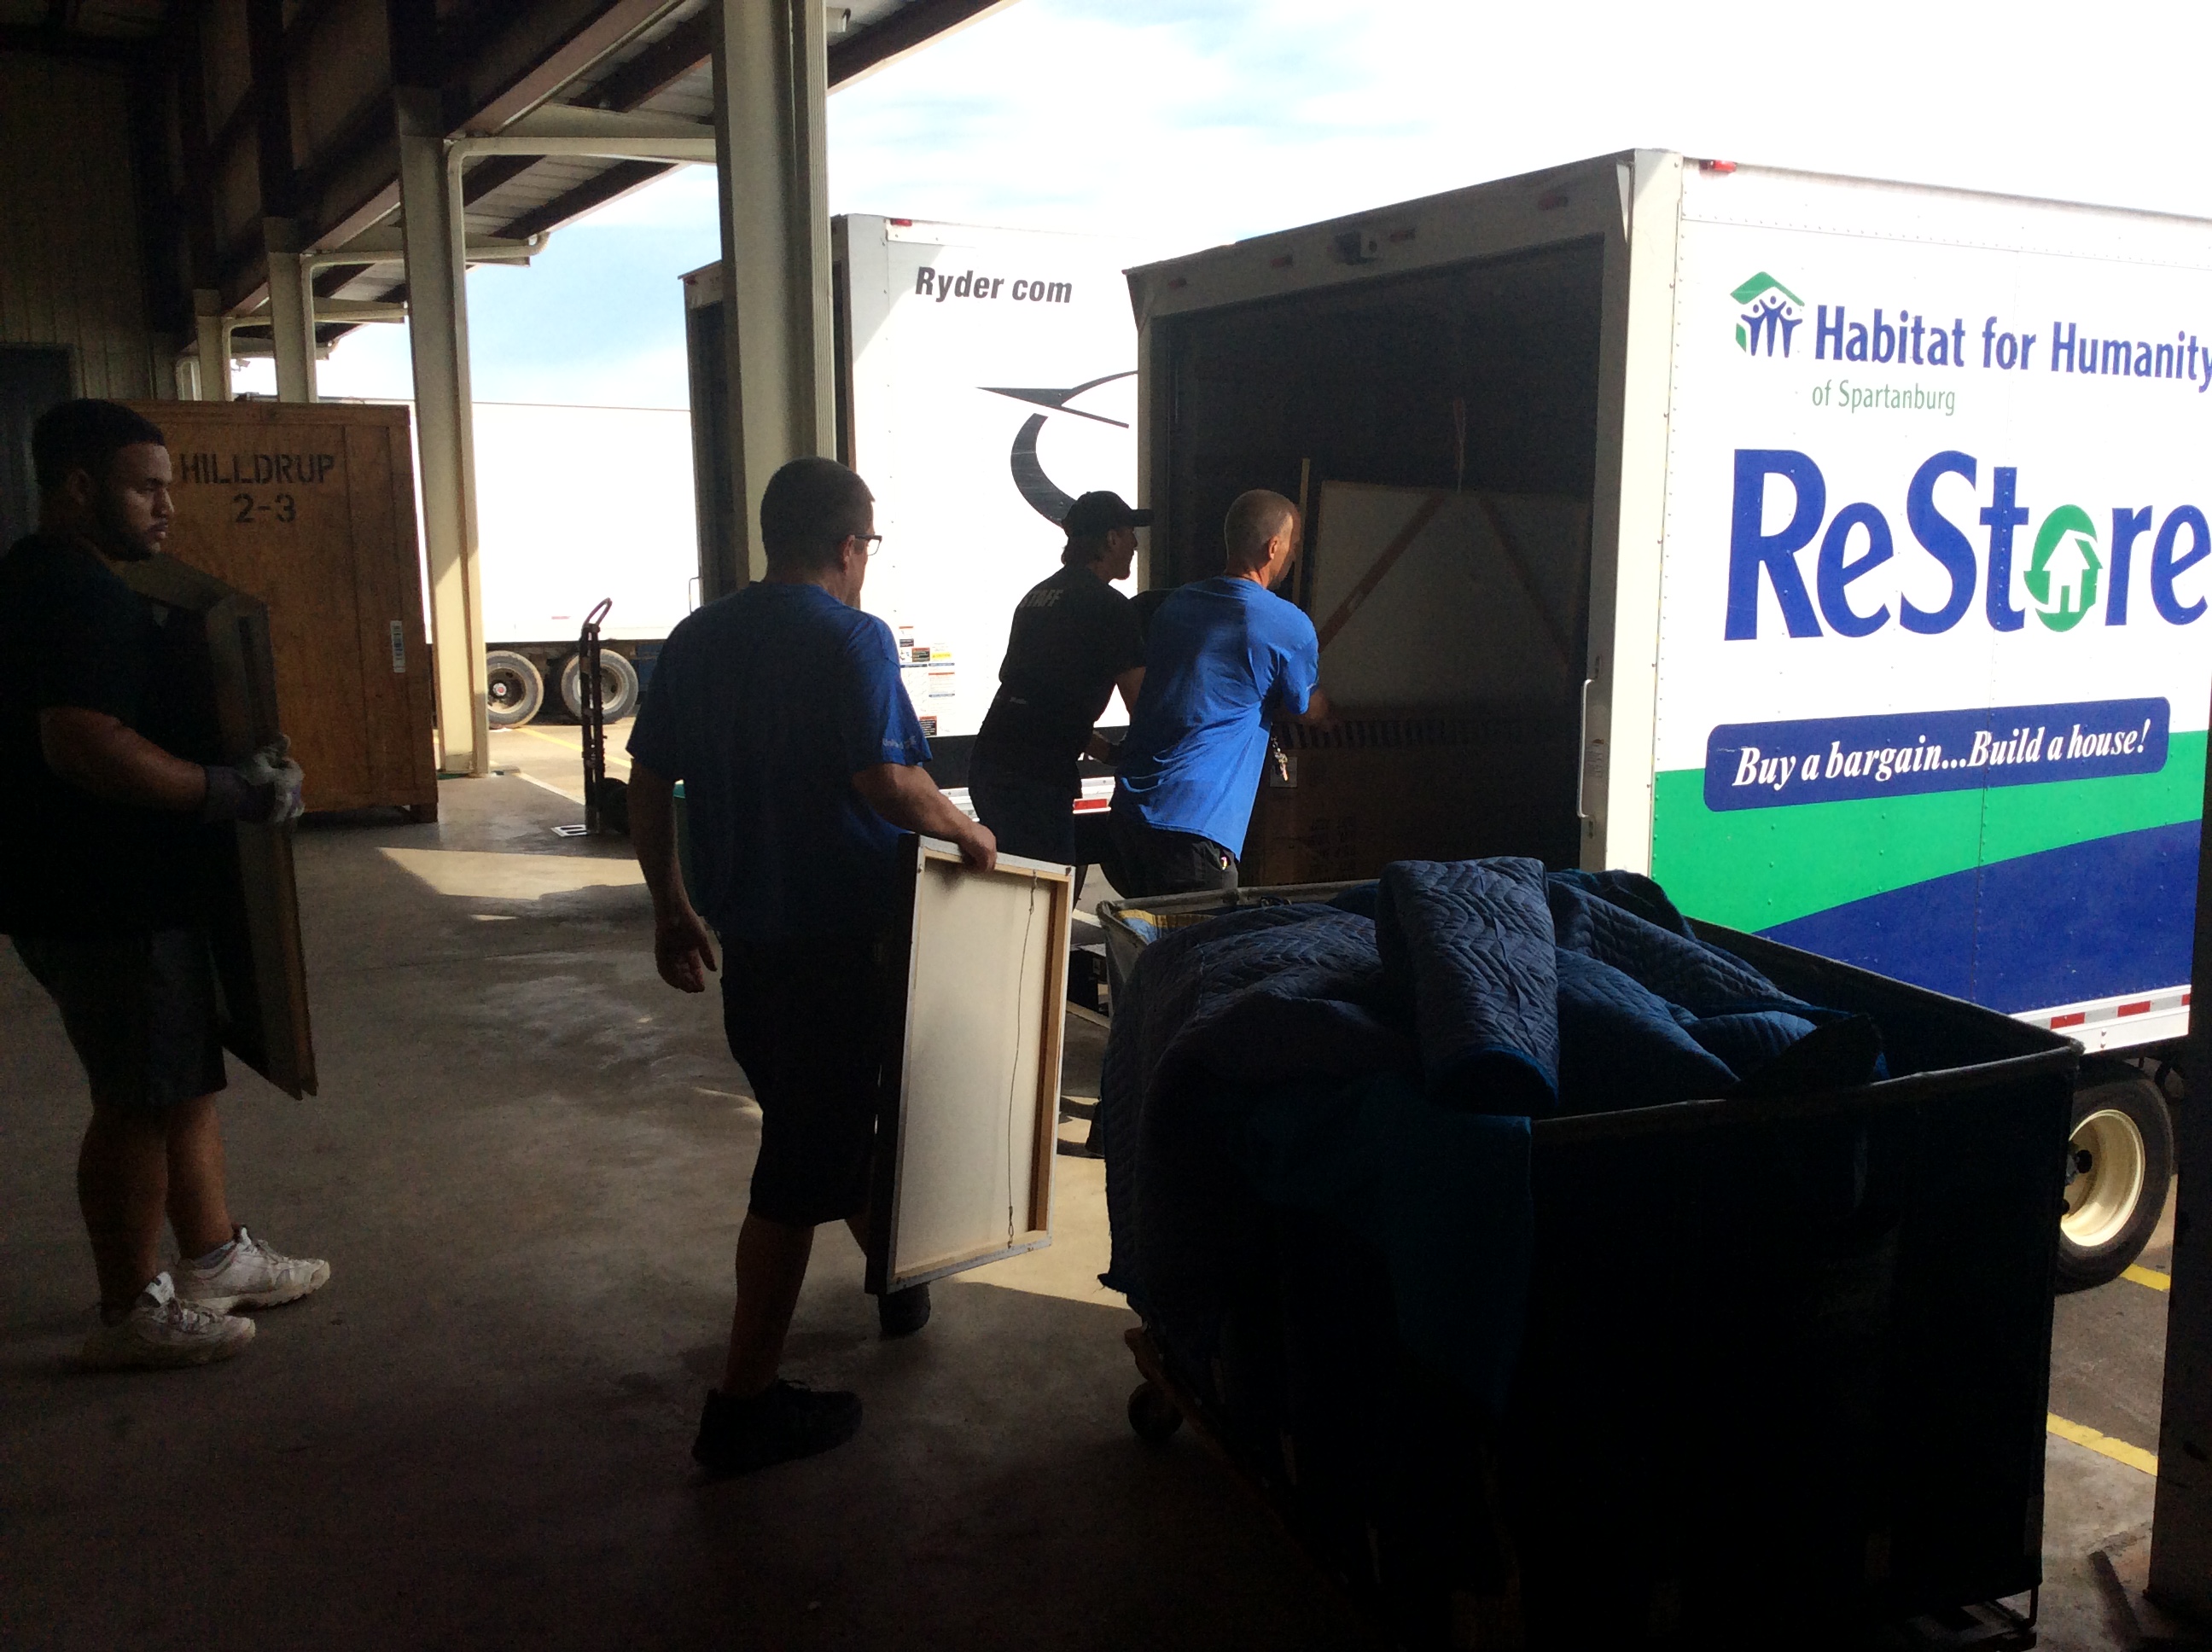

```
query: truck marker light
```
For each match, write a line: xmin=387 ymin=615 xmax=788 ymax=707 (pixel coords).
xmin=1269 ymin=255 xmax=1293 ymax=269
xmin=1538 ymin=191 xmax=1569 ymax=210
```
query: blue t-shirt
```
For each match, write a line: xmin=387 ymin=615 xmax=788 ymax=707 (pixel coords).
xmin=627 ymin=581 xmax=930 ymax=943
xmin=1112 ymin=576 xmax=1318 ymax=855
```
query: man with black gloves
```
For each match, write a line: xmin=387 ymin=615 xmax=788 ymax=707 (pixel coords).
xmin=968 ymin=490 xmax=1148 ymax=864
xmin=1 ymin=399 xmax=327 ymax=1371
xmin=627 ymin=457 xmax=995 ymax=1477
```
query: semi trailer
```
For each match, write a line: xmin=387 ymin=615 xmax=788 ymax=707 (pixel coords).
xmin=473 ymin=399 xmax=695 ymax=728
xmin=684 ymin=213 xmax=1139 ymax=781
xmin=1127 ymin=150 xmax=2211 ymax=1287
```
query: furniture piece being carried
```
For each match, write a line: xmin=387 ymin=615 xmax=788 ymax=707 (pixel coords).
xmin=118 ymin=556 xmax=316 ymax=1098
xmin=125 ymin=399 xmax=438 ymax=819
xmin=865 ymin=835 xmax=1072 ymax=1295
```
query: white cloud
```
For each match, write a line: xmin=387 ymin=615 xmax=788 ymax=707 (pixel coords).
xmin=307 ymin=2 xmax=2212 ymax=410
xmin=829 ymin=0 xmax=2212 ymax=259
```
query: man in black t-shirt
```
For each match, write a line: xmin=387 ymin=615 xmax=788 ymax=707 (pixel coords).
xmin=968 ymin=491 xmax=1149 ymax=864
xmin=2 ymin=399 xmax=327 ymax=1371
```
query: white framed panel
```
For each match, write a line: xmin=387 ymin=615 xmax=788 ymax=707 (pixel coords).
xmin=869 ymin=837 xmax=1072 ymax=1294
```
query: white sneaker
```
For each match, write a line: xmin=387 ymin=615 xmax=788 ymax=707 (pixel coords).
xmin=172 ymin=1226 xmax=330 ymax=1313
xmin=80 ymin=1273 xmax=255 ymax=1370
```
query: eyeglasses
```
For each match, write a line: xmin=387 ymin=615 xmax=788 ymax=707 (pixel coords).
xmin=854 ymin=533 xmax=883 ymax=557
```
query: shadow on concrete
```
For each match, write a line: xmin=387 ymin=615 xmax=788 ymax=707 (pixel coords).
xmin=1 ymin=776 xmax=1373 ymax=1649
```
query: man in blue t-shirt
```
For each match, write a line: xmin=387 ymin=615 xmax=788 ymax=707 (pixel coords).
xmin=627 ymin=457 xmax=994 ymax=1478
xmin=1108 ymin=490 xmax=1332 ymax=896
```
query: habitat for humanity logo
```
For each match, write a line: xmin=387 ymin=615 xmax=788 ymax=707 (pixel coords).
xmin=1734 ymin=273 xmax=1803 ymax=357
xmin=2024 ymin=506 xmax=2102 ymax=631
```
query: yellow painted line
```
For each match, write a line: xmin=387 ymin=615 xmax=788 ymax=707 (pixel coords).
xmin=494 ymin=723 xmax=630 ymax=773
xmin=2048 ymin=1412 xmax=2158 ymax=1475
xmin=2125 ymin=1263 xmax=2173 ymax=1292
xmin=502 ymin=724 xmax=583 ymax=755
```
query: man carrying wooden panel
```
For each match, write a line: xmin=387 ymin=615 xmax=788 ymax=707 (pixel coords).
xmin=0 ymin=400 xmax=329 ymax=1370
xmin=628 ymin=457 xmax=996 ymax=1477
xmin=1106 ymin=489 xmax=1334 ymax=895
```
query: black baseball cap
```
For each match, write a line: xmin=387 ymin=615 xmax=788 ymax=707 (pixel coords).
xmin=1060 ymin=490 xmax=1153 ymax=538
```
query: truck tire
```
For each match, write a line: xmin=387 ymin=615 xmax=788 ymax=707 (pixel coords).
xmin=486 ymin=650 xmax=544 ymax=727
xmin=2056 ymin=1068 xmax=2174 ymax=1293
xmin=560 ymin=649 xmax=639 ymax=722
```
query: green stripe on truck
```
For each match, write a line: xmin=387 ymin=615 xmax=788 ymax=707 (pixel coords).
xmin=1650 ymin=730 xmax=2206 ymax=933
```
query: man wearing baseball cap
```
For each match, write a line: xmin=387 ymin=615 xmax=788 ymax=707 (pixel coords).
xmin=967 ymin=491 xmax=1150 ymax=865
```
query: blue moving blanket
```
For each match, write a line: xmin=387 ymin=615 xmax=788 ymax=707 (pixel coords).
xmin=1100 ymin=858 xmax=1880 ymax=1418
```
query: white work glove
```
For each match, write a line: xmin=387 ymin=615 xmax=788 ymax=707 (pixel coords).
xmin=242 ymin=735 xmax=306 ymax=824
xmin=203 ymin=736 xmax=305 ymax=824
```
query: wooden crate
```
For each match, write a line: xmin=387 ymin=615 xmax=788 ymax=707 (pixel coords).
xmin=1242 ymin=707 xmax=1581 ymax=885
xmin=126 ymin=400 xmax=438 ymax=819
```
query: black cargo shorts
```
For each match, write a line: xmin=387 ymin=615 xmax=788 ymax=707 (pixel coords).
xmin=720 ymin=933 xmax=895 ymax=1228
xmin=13 ymin=928 xmax=227 ymax=1114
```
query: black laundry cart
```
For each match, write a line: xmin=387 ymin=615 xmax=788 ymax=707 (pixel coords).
xmin=1099 ymin=886 xmax=2077 ymax=1650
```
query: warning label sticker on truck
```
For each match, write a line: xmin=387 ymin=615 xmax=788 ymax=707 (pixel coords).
xmin=1704 ymin=697 xmax=2168 ymax=810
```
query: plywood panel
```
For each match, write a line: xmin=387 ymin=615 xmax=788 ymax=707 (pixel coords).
xmin=117 ymin=555 xmax=316 ymax=1097
xmin=129 ymin=400 xmax=438 ymax=815
xmin=1309 ymin=480 xmax=1590 ymax=710
xmin=869 ymin=840 xmax=1070 ymax=1294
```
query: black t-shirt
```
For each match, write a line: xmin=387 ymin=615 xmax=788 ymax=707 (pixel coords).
xmin=974 ymin=562 xmax=1144 ymax=788
xmin=0 ymin=533 xmax=218 ymax=936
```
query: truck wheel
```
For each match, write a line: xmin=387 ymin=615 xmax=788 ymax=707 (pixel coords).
xmin=560 ymin=649 xmax=640 ymax=722
xmin=485 ymin=650 xmax=544 ymax=727
xmin=2057 ymin=1070 xmax=2174 ymax=1293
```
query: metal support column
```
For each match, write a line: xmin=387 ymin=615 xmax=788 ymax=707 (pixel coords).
xmin=705 ymin=0 xmax=836 ymax=599
xmin=192 ymin=288 xmax=232 ymax=401
xmin=262 ymin=218 xmax=317 ymax=403
xmin=396 ymin=86 xmax=491 ymax=777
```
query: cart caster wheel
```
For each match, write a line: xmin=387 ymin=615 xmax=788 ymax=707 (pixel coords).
xmin=1128 ymin=1381 xmax=1182 ymax=1444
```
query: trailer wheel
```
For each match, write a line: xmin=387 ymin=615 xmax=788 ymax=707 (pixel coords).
xmin=485 ymin=650 xmax=544 ymax=727
xmin=560 ymin=649 xmax=639 ymax=722
xmin=2057 ymin=1070 xmax=2174 ymax=1293
xmin=1128 ymin=1382 xmax=1183 ymax=1445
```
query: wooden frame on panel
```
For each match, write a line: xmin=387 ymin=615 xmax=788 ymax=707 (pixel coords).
xmin=865 ymin=835 xmax=1071 ymax=1294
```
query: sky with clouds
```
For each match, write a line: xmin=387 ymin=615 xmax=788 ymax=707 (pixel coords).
xmin=302 ymin=0 xmax=2212 ymax=408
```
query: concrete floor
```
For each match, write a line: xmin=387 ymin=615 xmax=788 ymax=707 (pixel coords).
xmin=0 ymin=757 xmax=2189 ymax=1649
xmin=0 ymin=771 xmax=1369 ymax=1650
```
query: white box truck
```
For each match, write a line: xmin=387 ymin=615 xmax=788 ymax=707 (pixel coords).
xmin=473 ymin=400 xmax=697 ymax=727
xmin=1128 ymin=150 xmax=2210 ymax=1285
xmin=684 ymin=214 xmax=1139 ymax=786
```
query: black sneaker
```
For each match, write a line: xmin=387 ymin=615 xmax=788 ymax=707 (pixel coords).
xmin=877 ymin=1283 xmax=931 ymax=1339
xmin=692 ymin=1381 xmax=861 ymax=1476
